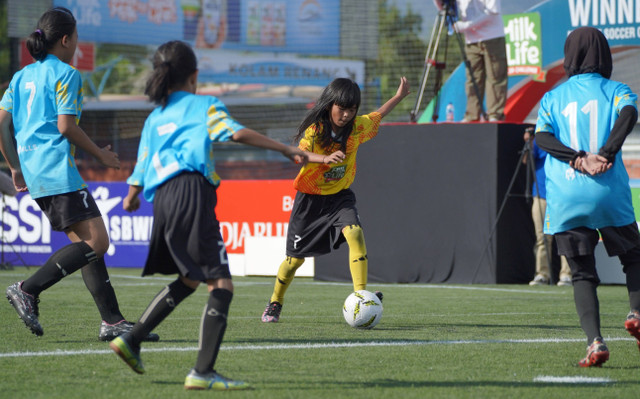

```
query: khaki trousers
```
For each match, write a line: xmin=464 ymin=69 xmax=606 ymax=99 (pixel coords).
xmin=463 ymin=36 xmax=508 ymax=121
xmin=532 ymin=196 xmax=571 ymax=280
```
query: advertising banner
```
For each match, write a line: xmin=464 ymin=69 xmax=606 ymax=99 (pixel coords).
xmin=196 ymin=50 xmax=365 ymax=86
xmin=0 ymin=180 xmax=296 ymax=269
xmin=20 ymin=40 xmax=95 ymax=72
xmin=423 ymin=0 xmax=640 ymax=123
xmin=55 ymin=0 xmax=340 ymax=55
xmin=503 ymin=13 xmax=543 ymax=81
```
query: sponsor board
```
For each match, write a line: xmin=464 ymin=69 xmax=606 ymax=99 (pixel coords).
xmin=0 ymin=180 xmax=296 ymax=271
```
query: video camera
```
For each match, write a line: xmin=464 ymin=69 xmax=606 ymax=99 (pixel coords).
xmin=440 ymin=0 xmax=458 ymax=17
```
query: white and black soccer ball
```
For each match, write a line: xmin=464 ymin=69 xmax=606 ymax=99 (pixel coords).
xmin=342 ymin=290 xmax=383 ymax=329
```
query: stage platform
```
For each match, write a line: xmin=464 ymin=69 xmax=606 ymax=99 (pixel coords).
xmin=315 ymin=122 xmax=536 ymax=284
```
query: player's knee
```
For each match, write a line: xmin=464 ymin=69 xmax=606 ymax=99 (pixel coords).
xmin=619 ymin=247 xmax=640 ymax=274
xmin=87 ymin=236 xmax=110 ymax=258
xmin=342 ymin=224 xmax=364 ymax=239
xmin=571 ymin=270 xmax=600 ymax=284
xmin=343 ymin=225 xmax=367 ymax=252
xmin=287 ymin=256 xmax=305 ymax=269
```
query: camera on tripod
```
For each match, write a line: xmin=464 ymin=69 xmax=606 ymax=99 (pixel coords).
xmin=410 ymin=0 xmax=487 ymax=122
xmin=440 ymin=0 xmax=458 ymax=17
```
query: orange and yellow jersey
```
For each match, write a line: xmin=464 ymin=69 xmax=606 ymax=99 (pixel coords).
xmin=293 ymin=112 xmax=382 ymax=195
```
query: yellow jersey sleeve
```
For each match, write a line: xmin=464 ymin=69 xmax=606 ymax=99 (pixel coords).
xmin=294 ymin=112 xmax=382 ymax=195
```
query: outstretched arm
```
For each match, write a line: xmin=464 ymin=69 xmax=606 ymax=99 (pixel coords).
xmin=232 ymin=128 xmax=308 ymax=165
xmin=376 ymin=77 xmax=411 ymax=119
xmin=304 ymin=150 xmax=345 ymax=164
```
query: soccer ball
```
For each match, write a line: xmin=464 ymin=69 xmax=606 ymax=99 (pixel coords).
xmin=342 ymin=290 xmax=383 ymax=329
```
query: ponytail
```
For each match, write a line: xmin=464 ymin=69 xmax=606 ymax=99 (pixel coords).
xmin=145 ymin=41 xmax=198 ymax=107
xmin=26 ymin=7 xmax=76 ymax=61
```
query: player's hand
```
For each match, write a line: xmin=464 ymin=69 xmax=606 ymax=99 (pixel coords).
xmin=123 ymin=194 xmax=140 ymax=212
xmin=98 ymin=145 xmax=120 ymax=169
xmin=323 ymin=151 xmax=346 ymax=164
xmin=395 ymin=77 xmax=411 ymax=100
xmin=575 ymin=153 xmax=611 ymax=175
xmin=11 ymin=169 xmax=27 ymax=192
xmin=283 ymin=146 xmax=308 ymax=165
xmin=569 ymin=155 xmax=582 ymax=171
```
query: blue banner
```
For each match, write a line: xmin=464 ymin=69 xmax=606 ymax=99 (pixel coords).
xmin=0 ymin=182 xmax=151 ymax=268
xmin=196 ymin=50 xmax=364 ymax=86
xmin=56 ymin=0 xmax=340 ymax=55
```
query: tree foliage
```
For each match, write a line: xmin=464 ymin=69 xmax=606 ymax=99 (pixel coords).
xmin=366 ymin=0 xmax=463 ymax=121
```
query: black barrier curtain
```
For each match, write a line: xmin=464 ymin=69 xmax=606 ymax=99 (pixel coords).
xmin=314 ymin=123 xmax=535 ymax=284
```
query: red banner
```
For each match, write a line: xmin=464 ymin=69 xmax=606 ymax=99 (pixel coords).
xmin=20 ymin=40 xmax=95 ymax=72
xmin=216 ymin=179 xmax=296 ymax=254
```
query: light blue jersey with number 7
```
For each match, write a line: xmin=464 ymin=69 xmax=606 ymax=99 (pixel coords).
xmin=0 ymin=54 xmax=86 ymax=199
xmin=535 ymin=72 xmax=638 ymax=234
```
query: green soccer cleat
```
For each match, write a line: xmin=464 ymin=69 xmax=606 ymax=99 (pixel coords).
xmin=109 ymin=333 xmax=145 ymax=374
xmin=184 ymin=369 xmax=251 ymax=390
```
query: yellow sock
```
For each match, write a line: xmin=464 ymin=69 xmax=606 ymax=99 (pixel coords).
xmin=342 ymin=224 xmax=367 ymax=291
xmin=270 ymin=256 xmax=305 ymax=304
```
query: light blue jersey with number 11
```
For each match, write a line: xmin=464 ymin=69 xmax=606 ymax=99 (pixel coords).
xmin=535 ymin=72 xmax=638 ymax=234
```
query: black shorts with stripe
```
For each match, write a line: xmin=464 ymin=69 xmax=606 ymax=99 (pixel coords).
xmin=286 ymin=188 xmax=360 ymax=258
xmin=143 ymin=172 xmax=231 ymax=282
xmin=35 ymin=188 xmax=102 ymax=231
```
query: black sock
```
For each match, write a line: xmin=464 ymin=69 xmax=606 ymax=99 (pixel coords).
xmin=627 ymin=264 xmax=640 ymax=311
xmin=130 ymin=278 xmax=195 ymax=346
xmin=573 ymin=279 xmax=601 ymax=343
xmin=619 ymin=247 xmax=640 ymax=311
xmin=81 ymin=258 xmax=125 ymax=324
xmin=194 ymin=288 xmax=233 ymax=374
xmin=22 ymin=242 xmax=97 ymax=297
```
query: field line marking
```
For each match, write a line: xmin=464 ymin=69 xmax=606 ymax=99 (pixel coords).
xmin=0 ymin=336 xmax=635 ymax=359
xmin=108 ymin=275 xmax=568 ymax=294
xmin=534 ymin=375 xmax=615 ymax=384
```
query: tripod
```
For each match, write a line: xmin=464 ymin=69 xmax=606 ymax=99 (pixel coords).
xmin=410 ymin=1 xmax=487 ymax=122
xmin=471 ymin=127 xmax=551 ymax=282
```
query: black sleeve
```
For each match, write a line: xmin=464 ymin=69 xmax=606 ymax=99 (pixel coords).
xmin=535 ymin=131 xmax=579 ymax=163
xmin=598 ymin=105 xmax=638 ymax=162
xmin=536 ymin=105 xmax=638 ymax=164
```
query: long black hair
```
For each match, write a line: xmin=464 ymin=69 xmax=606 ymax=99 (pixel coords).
xmin=145 ymin=41 xmax=198 ymax=107
xmin=26 ymin=7 xmax=76 ymax=61
xmin=294 ymin=78 xmax=361 ymax=152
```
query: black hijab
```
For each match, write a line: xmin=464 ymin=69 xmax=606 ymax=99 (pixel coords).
xmin=563 ymin=27 xmax=612 ymax=79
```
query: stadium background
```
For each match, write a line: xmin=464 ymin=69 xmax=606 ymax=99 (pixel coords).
xmin=1 ymin=0 xmax=639 ymax=283
xmin=0 ymin=0 xmax=553 ymax=181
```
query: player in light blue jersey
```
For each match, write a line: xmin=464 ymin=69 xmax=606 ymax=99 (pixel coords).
xmin=535 ymin=27 xmax=640 ymax=367
xmin=0 ymin=7 xmax=158 ymax=342
xmin=109 ymin=40 xmax=306 ymax=390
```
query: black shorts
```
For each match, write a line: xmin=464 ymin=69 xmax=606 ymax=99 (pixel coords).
xmin=286 ymin=189 xmax=360 ymax=258
xmin=143 ymin=172 xmax=231 ymax=282
xmin=35 ymin=188 xmax=102 ymax=231
xmin=555 ymin=223 xmax=640 ymax=257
